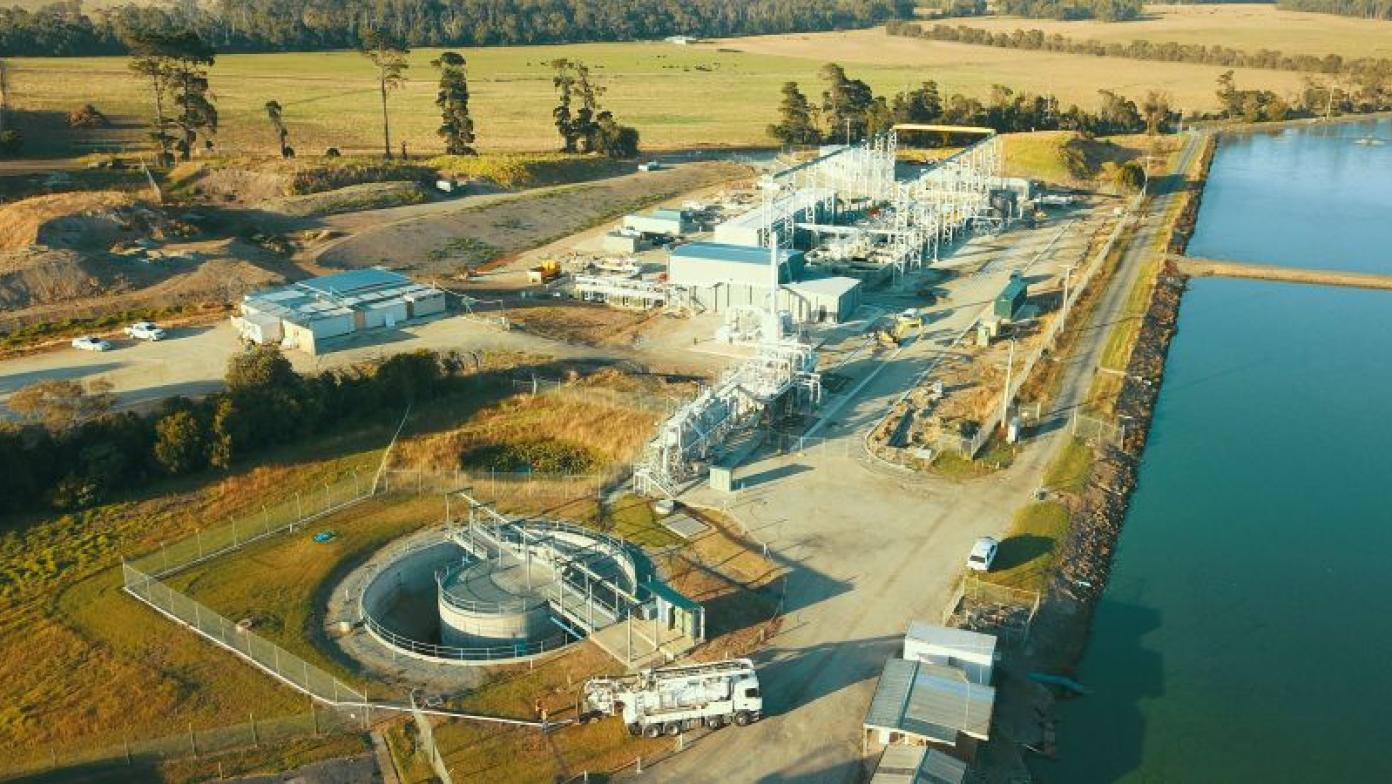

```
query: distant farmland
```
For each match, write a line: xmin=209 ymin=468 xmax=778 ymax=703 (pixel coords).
xmin=6 ymin=32 xmax=1306 ymax=157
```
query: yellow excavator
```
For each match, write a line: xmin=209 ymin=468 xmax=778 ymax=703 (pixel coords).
xmin=876 ymin=309 xmax=924 ymax=348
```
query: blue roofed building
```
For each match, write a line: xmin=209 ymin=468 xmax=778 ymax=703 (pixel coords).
xmin=233 ymin=267 xmax=447 ymax=355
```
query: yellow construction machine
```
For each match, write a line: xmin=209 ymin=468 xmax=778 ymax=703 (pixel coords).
xmin=527 ymin=259 xmax=562 ymax=284
xmin=875 ymin=310 xmax=924 ymax=347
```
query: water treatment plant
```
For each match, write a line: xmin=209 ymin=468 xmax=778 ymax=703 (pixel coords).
xmin=342 ymin=492 xmax=705 ymax=670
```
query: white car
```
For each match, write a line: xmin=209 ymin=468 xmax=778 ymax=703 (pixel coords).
xmin=124 ymin=321 xmax=167 ymax=341
xmin=967 ymin=537 xmax=999 ymax=572
xmin=71 ymin=335 xmax=112 ymax=352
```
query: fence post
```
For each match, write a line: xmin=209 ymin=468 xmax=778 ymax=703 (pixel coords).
xmin=311 ymin=698 xmax=319 ymax=736
xmin=250 ymin=712 xmax=258 ymax=747
xmin=296 ymin=493 xmax=302 ymax=521
xmin=196 ymin=528 xmax=203 ymax=559
xmin=189 ymin=723 xmax=197 ymax=758
xmin=264 ymin=505 xmax=271 ymax=534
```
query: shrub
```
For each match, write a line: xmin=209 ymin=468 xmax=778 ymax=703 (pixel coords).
xmin=0 ymin=129 xmax=23 ymax=157
xmin=67 ymin=104 xmax=110 ymax=129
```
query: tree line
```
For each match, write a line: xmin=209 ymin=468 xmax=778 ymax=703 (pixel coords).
xmin=0 ymin=0 xmax=912 ymax=58
xmin=994 ymin=0 xmax=1142 ymax=21
xmin=0 ymin=348 xmax=479 ymax=515
xmin=1277 ymin=0 xmax=1392 ymax=19
xmin=886 ymin=20 xmax=1392 ymax=82
xmin=114 ymin=25 xmax=635 ymax=165
xmin=768 ymin=62 xmax=1176 ymax=146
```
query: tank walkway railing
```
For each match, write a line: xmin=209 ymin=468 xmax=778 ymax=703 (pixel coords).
xmin=447 ymin=521 xmax=634 ymax=636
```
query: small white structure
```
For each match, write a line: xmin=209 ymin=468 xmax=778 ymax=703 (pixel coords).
xmin=623 ymin=207 xmax=693 ymax=237
xmin=903 ymin=622 xmax=998 ymax=686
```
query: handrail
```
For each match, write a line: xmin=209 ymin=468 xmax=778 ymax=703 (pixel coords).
xmin=361 ymin=611 xmax=572 ymax=662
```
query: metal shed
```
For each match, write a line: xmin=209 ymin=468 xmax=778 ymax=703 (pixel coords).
xmin=870 ymin=746 xmax=968 ymax=784
xmin=994 ymin=271 xmax=1028 ymax=320
xmin=864 ymin=658 xmax=995 ymax=749
xmin=782 ymin=276 xmax=863 ymax=323
xmin=903 ymin=623 xmax=997 ymax=686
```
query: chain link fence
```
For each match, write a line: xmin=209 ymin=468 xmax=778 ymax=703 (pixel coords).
xmin=381 ymin=467 xmax=626 ymax=501
xmin=2 ymin=706 xmax=362 ymax=778
xmin=1071 ymin=411 xmax=1127 ymax=448
xmin=122 ymin=562 xmax=367 ymax=706
xmin=126 ymin=471 xmax=373 ymax=578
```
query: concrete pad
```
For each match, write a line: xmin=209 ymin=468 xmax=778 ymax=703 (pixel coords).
xmin=660 ymin=513 xmax=710 ymax=540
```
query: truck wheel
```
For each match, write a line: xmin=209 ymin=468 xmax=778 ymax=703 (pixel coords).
xmin=663 ymin=721 xmax=681 ymax=737
xmin=643 ymin=723 xmax=661 ymax=739
xmin=627 ymin=723 xmax=642 ymax=737
xmin=734 ymin=711 xmax=752 ymax=726
xmin=707 ymin=714 xmax=727 ymax=729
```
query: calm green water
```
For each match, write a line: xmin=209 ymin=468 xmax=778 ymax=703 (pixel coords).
xmin=1043 ymin=118 xmax=1392 ymax=783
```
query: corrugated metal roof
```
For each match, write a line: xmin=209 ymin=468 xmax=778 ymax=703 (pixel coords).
xmin=786 ymin=276 xmax=861 ymax=298
xmin=906 ymin=622 xmax=997 ymax=658
xmin=870 ymin=747 xmax=968 ymax=784
xmin=296 ymin=267 xmax=410 ymax=297
xmin=670 ymin=241 xmax=802 ymax=266
xmin=864 ymin=658 xmax=995 ymax=743
xmin=921 ymin=750 xmax=968 ymax=784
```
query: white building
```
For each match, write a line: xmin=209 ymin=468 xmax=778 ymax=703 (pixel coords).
xmin=233 ymin=267 xmax=446 ymax=355
xmin=903 ymin=622 xmax=998 ymax=686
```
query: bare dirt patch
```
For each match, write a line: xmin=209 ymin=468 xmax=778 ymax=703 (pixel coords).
xmin=315 ymin=161 xmax=748 ymax=278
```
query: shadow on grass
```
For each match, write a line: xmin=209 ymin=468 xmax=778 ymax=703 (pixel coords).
xmin=991 ymin=533 xmax=1056 ymax=573
xmin=5 ymin=758 xmax=162 ymax=783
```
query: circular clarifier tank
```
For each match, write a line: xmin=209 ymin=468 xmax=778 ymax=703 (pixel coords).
xmin=435 ymin=556 xmax=554 ymax=647
xmin=356 ymin=521 xmax=641 ymax=665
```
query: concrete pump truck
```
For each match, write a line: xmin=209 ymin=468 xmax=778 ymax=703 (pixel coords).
xmin=581 ymin=658 xmax=763 ymax=738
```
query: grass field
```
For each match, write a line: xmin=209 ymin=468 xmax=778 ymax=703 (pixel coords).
xmin=6 ymin=30 xmax=1304 ymax=158
xmin=0 ymin=425 xmax=392 ymax=767
xmin=937 ymin=3 xmax=1392 ymax=60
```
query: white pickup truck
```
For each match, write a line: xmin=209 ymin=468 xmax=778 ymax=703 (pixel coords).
xmin=124 ymin=321 xmax=167 ymax=341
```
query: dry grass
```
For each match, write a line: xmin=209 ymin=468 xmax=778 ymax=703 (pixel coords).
xmin=937 ymin=4 xmax=1392 ymax=60
xmin=392 ymin=368 xmax=677 ymax=475
xmin=719 ymin=28 xmax=1304 ymax=116
xmin=0 ymin=427 xmax=388 ymax=759
xmin=506 ymin=303 xmax=661 ymax=347
xmin=8 ymin=31 xmax=1305 ymax=157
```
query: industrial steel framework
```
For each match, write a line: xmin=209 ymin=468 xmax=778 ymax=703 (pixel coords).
xmin=634 ymin=128 xmax=999 ymax=494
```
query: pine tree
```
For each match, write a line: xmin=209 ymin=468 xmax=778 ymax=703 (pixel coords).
xmin=432 ymin=51 xmax=475 ymax=155
xmin=767 ymin=81 xmax=820 ymax=146
xmin=359 ymin=28 xmax=409 ymax=159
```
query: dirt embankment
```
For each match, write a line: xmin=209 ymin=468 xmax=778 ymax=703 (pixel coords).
xmin=1030 ymin=133 xmax=1219 ymax=671
xmin=0 ymin=190 xmax=291 ymax=334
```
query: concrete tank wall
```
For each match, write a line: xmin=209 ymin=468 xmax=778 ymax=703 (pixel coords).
xmin=360 ymin=540 xmax=462 ymax=637
xmin=438 ymin=595 xmax=554 ymax=648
